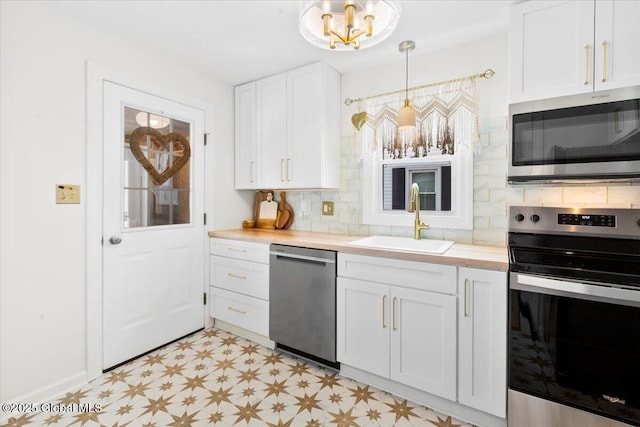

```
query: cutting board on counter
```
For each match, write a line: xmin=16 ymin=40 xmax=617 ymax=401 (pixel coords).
xmin=275 ymin=192 xmax=294 ymax=230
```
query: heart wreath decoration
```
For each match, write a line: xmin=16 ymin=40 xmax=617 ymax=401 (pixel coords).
xmin=128 ymin=126 xmax=191 ymax=185
xmin=351 ymin=111 xmax=368 ymax=131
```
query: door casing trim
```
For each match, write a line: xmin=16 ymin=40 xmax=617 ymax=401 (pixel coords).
xmin=86 ymin=61 xmax=214 ymax=381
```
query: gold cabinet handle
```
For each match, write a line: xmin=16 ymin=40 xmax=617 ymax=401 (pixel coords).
xmin=286 ymin=158 xmax=291 ymax=182
xmin=227 ymin=306 xmax=247 ymax=314
xmin=382 ymin=295 xmax=387 ymax=328
xmin=250 ymin=161 xmax=254 ymax=183
xmin=602 ymin=41 xmax=608 ymax=82
xmin=392 ymin=296 xmax=397 ymax=331
xmin=228 ymin=247 xmax=247 ymax=253
xmin=584 ymin=44 xmax=590 ymax=85
xmin=464 ymin=278 xmax=469 ymax=317
xmin=280 ymin=159 xmax=285 ymax=182
xmin=227 ymin=273 xmax=246 ymax=280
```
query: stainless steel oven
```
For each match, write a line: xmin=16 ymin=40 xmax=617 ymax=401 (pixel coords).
xmin=508 ymin=206 xmax=640 ymax=427
xmin=508 ymin=86 xmax=640 ymax=183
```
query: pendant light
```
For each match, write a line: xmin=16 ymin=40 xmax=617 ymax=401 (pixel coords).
xmin=397 ymin=40 xmax=416 ymax=130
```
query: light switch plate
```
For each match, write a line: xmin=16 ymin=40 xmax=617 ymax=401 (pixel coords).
xmin=56 ymin=184 xmax=80 ymax=204
xmin=322 ymin=201 xmax=334 ymax=216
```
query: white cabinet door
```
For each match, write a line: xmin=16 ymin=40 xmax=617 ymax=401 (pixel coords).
xmin=510 ymin=1 xmax=595 ymax=103
xmin=337 ymin=277 xmax=390 ymax=378
xmin=458 ymin=268 xmax=507 ymax=418
xmin=287 ymin=63 xmax=323 ymax=188
xmin=235 ymin=82 xmax=257 ymax=189
xmin=594 ymin=0 xmax=640 ymax=91
xmin=390 ymin=286 xmax=457 ymax=401
xmin=256 ymin=73 xmax=287 ymax=188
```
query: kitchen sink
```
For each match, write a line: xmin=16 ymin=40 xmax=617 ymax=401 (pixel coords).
xmin=347 ymin=235 xmax=454 ymax=254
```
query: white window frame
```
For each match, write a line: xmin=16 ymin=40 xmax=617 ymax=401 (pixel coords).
xmin=362 ymin=145 xmax=474 ymax=229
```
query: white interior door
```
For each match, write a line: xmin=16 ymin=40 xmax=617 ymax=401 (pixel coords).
xmin=102 ymin=81 xmax=205 ymax=370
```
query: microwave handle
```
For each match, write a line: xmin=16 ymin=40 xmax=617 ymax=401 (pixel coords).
xmin=510 ymin=272 xmax=640 ymax=307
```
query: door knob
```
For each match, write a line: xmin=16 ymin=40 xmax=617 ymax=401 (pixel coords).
xmin=109 ymin=236 xmax=122 ymax=245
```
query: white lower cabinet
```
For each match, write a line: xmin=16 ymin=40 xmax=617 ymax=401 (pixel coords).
xmin=337 ymin=253 xmax=507 ymax=422
xmin=337 ymin=254 xmax=457 ymax=400
xmin=458 ymin=267 xmax=507 ymax=418
xmin=209 ymin=238 xmax=269 ymax=337
xmin=391 ymin=286 xmax=457 ymax=400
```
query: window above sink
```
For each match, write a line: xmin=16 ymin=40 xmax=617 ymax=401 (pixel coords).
xmin=362 ymin=147 xmax=474 ymax=230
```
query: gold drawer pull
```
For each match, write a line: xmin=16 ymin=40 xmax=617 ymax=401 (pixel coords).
xmin=228 ymin=273 xmax=247 ymax=280
xmin=584 ymin=44 xmax=590 ymax=85
xmin=602 ymin=40 xmax=608 ymax=82
xmin=228 ymin=247 xmax=247 ymax=253
xmin=382 ymin=295 xmax=387 ymax=328
xmin=392 ymin=296 xmax=397 ymax=331
xmin=228 ymin=306 xmax=247 ymax=314
xmin=464 ymin=278 xmax=469 ymax=317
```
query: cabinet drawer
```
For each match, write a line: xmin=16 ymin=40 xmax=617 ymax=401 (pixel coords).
xmin=210 ymin=287 xmax=269 ymax=336
xmin=210 ymin=238 xmax=269 ymax=264
xmin=210 ymin=256 xmax=269 ymax=300
xmin=338 ymin=253 xmax=457 ymax=295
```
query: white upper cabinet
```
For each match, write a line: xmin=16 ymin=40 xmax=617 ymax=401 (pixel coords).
xmin=256 ymin=73 xmax=288 ymax=188
xmin=234 ymin=82 xmax=258 ymax=189
xmin=237 ymin=62 xmax=340 ymax=190
xmin=510 ymin=0 xmax=640 ymax=103
xmin=595 ymin=0 xmax=640 ymax=91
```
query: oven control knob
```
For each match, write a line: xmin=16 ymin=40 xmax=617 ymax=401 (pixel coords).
xmin=515 ymin=213 xmax=525 ymax=222
xmin=530 ymin=214 xmax=540 ymax=223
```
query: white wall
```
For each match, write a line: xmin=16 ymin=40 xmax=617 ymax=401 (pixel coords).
xmin=0 ymin=1 xmax=251 ymax=404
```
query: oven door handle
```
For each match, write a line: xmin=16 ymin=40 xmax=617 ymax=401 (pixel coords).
xmin=511 ymin=273 xmax=640 ymax=307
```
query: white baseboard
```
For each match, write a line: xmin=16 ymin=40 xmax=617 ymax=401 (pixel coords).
xmin=1 ymin=371 xmax=87 ymax=424
xmin=340 ymin=364 xmax=507 ymax=427
xmin=213 ymin=319 xmax=275 ymax=349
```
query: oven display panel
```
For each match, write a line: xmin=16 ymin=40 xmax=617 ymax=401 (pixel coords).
xmin=558 ymin=214 xmax=616 ymax=227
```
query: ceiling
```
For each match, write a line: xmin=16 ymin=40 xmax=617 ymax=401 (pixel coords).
xmin=51 ymin=0 xmax=511 ymax=86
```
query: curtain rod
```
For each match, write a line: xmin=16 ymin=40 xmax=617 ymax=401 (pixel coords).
xmin=344 ymin=68 xmax=495 ymax=106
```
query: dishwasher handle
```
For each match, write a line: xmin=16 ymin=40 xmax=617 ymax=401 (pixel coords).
xmin=271 ymin=251 xmax=335 ymax=265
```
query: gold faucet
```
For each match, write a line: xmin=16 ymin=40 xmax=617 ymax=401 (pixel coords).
xmin=408 ymin=183 xmax=429 ymax=240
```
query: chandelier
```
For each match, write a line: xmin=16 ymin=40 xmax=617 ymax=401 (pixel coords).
xmin=299 ymin=0 xmax=400 ymax=50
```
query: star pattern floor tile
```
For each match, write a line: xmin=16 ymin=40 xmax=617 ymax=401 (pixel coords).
xmin=2 ymin=328 xmax=473 ymax=427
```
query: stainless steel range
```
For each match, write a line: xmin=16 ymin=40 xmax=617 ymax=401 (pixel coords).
xmin=508 ymin=206 xmax=640 ymax=427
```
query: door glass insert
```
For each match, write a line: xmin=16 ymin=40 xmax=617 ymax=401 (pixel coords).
xmin=123 ymin=107 xmax=191 ymax=228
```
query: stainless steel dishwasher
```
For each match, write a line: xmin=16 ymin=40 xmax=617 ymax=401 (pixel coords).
xmin=269 ymin=244 xmax=337 ymax=366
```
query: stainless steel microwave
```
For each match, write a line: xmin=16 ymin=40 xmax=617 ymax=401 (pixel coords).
xmin=508 ymin=86 xmax=640 ymax=183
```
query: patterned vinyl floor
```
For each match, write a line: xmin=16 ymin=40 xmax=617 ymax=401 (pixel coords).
xmin=1 ymin=328 xmax=472 ymax=427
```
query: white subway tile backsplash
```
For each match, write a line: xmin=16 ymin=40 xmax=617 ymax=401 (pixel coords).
xmin=523 ymin=187 xmax=563 ymax=205
xmin=607 ymin=185 xmax=640 ymax=205
xmin=474 ymin=160 xmax=490 ymax=175
xmin=474 ymin=189 xmax=490 ymax=202
xmin=311 ymin=222 xmax=330 ymax=233
xmin=474 ymin=217 xmax=490 ymax=230
xmin=443 ymin=230 xmax=473 ymax=243
xmin=473 ymin=229 xmax=506 ymax=246
xmin=562 ymin=187 xmax=608 ymax=205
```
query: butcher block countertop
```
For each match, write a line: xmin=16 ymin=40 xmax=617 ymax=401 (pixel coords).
xmin=209 ymin=229 xmax=508 ymax=271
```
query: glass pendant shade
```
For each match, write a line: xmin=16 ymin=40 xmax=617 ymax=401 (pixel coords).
xmin=397 ymin=99 xmax=416 ymax=130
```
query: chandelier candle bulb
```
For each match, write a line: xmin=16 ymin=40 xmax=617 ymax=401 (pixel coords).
xmin=365 ymin=14 xmax=374 ymax=36
xmin=345 ymin=1 xmax=355 ymax=28
xmin=322 ymin=13 xmax=332 ymax=35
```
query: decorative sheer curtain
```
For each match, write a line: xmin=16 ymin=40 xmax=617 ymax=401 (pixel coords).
xmin=357 ymin=77 xmax=480 ymax=160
